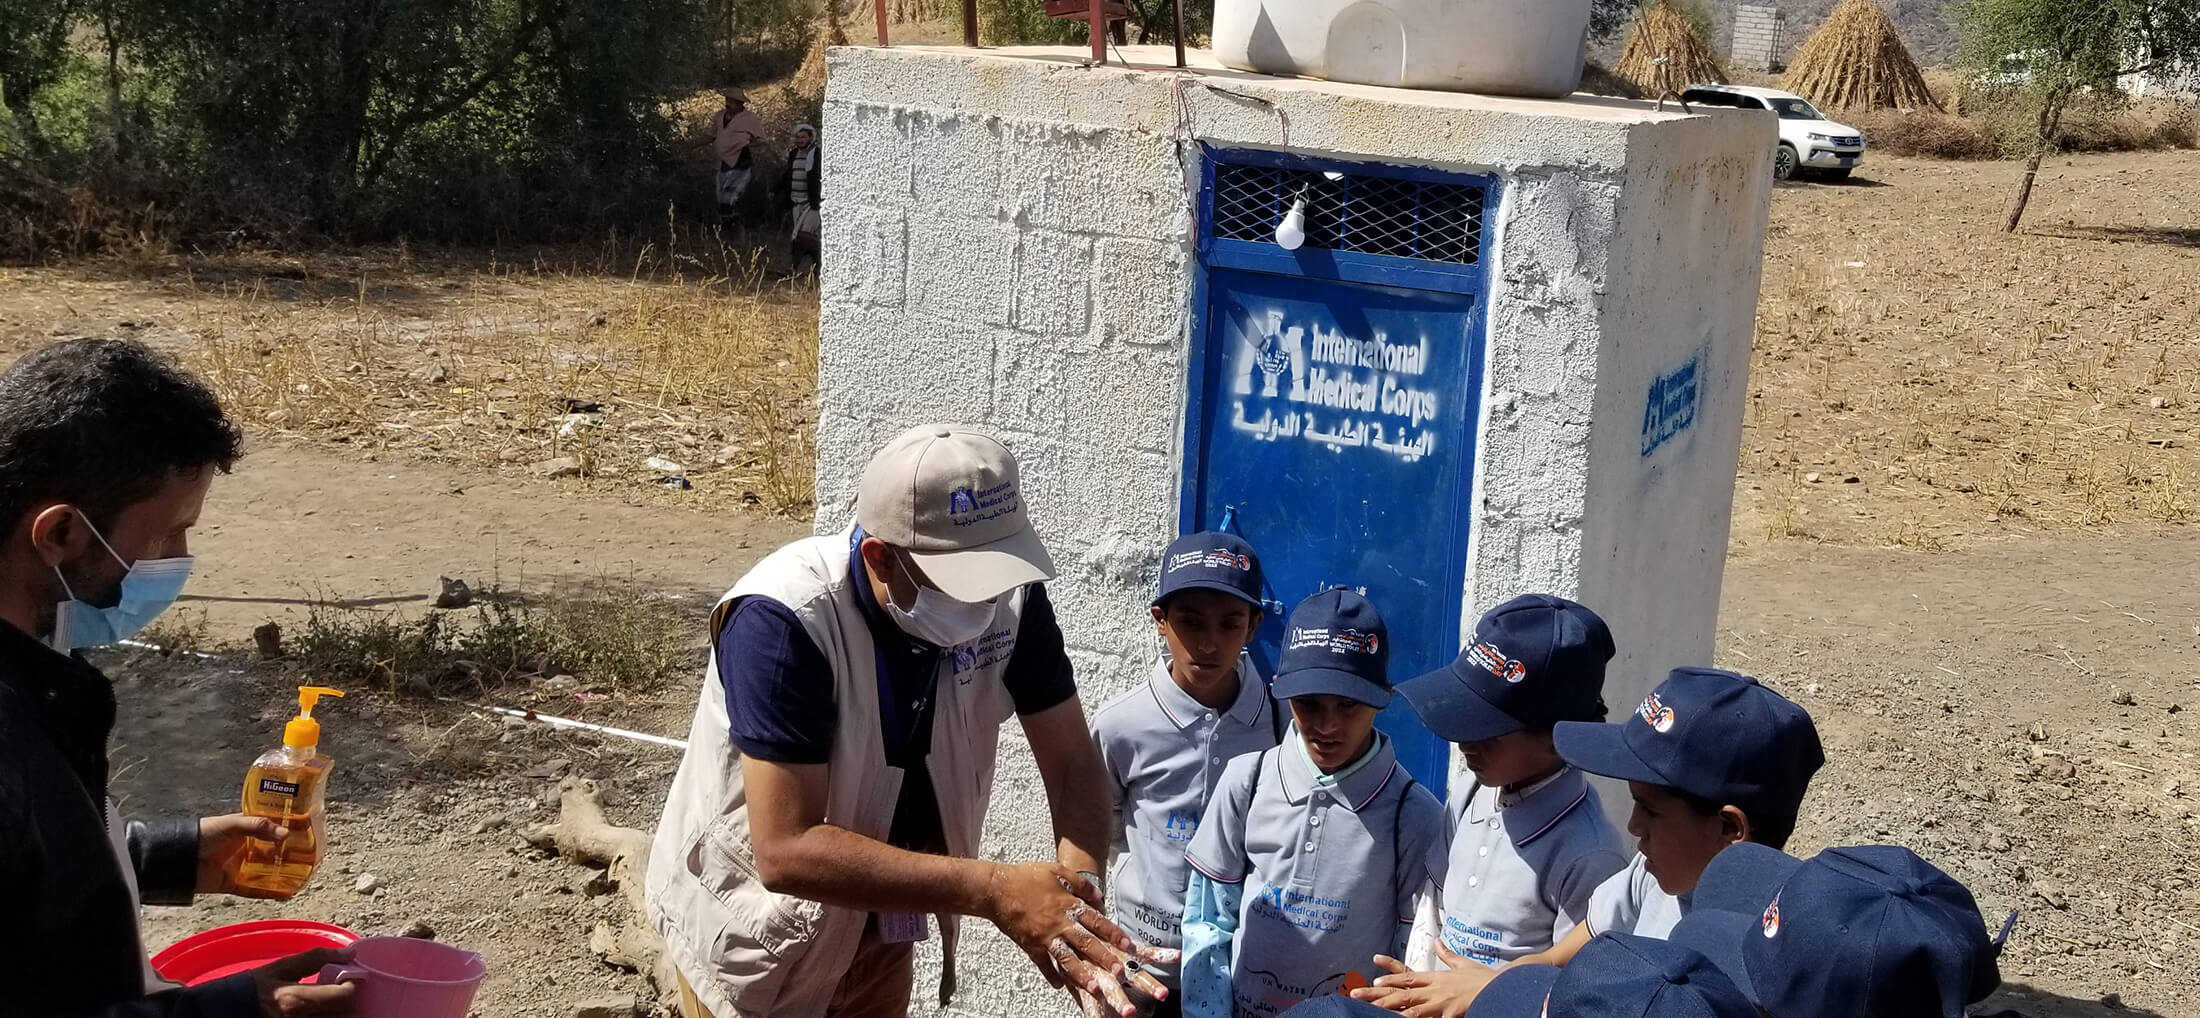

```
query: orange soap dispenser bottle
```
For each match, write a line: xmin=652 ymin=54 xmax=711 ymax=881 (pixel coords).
xmin=231 ymin=686 xmax=345 ymax=898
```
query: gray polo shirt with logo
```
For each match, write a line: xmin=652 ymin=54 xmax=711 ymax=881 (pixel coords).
xmin=1428 ymin=767 xmax=1627 ymax=965
xmin=1585 ymin=851 xmax=1688 ymax=939
xmin=1092 ymin=654 xmax=1283 ymax=985
xmin=1185 ymin=731 xmax=1447 ymax=1018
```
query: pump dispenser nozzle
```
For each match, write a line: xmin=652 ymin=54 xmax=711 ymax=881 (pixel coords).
xmin=283 ymin=686 xmax=345 ymax=749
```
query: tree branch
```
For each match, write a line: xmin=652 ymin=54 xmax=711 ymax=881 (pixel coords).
xmin=358 ymin=0 xmax=554 ymax=189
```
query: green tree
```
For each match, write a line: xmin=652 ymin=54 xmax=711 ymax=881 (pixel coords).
xmin=115 ymin=0 xmax=709 ymax=227
xmin=1956 ymin=0 xmax=2200 ymax=231
xmin=0 ymin=0 xmax=78 ymax=149
xmin=1592 ymin=0 xmax=1636 ymax=42
xmin=1119 ymin=0 xmax=1212 ymax=45
xmin=974 ymin=0 xmax=1209 ymax=47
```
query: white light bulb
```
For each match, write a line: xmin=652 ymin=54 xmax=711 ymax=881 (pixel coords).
xmin=1275 ymin=196 xmax=1307 ymax=251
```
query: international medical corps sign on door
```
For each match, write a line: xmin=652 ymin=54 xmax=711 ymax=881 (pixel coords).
xmin=1227 ymin=303 xmax=1447 ymax=465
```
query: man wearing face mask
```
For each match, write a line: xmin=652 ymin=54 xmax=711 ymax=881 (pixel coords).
xmin=0 ymin=338 xmax=356 ymax=1016
xmin=649 ymin=424 xmax=1172 ymax=1018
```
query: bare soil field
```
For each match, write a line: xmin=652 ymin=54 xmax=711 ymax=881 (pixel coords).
xmin=1739 ymin=152 xmax=2200 ymax=549
xmin=2 ymin=151 xmax=2196 ymax=1016
xmin=0 ymin=238 xmax=822 ymax=518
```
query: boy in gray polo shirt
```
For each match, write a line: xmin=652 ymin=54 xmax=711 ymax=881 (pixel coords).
xmin=1181 ymin=589 xmax=1447 ymax=1018
xmin=1093 ymin=531 xmax=1283 ymax=1008
xmin=1365 ymin=595 xmax=1626 ymax=1013
xmin=1515 ymin=667 xmax=1824 ymax=965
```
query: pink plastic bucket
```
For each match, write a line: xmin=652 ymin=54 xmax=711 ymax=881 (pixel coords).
xmin=318 ymin=936 xmax=486 ymax=1018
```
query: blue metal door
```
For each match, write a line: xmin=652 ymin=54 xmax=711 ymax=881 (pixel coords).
xmin=1183 ymin=149 xmax=1494 ymax=793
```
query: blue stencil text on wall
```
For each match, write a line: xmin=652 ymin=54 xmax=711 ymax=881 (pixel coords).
xmin=1641 ymin=354 xmax=1701 ymax=457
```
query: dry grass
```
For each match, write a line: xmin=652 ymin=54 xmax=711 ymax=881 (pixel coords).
xmin=287 ymin=579 xmax=700 ymax=698
xmin=1735 ymin=152 xmax=2200 ymax=549
xmin=1580 ymin=60 xmax=1647 ymax=100
xmin=1782 ymin=0 xmax=1941 ymax=112
xmin=1842 ymin=108 xmax=1998 ymax=159
xmin=2 ymin=234 xmax=821 ymax=515
xmin=1864 ymin=94 xmax=2200 ymax=160
xmin=1616 ymin=0 xmax=1727 ymax=95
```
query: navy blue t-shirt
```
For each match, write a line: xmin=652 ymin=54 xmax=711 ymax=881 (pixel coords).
xmin=717 ymin=562 xmax=1075 ymax=853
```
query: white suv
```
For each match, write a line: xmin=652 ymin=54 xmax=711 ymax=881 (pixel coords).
xmin=1681 ymin=84 xmax=1866 ymax=181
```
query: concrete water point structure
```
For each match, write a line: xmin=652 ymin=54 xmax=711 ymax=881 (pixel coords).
xmin=814 ymin=44 xmax=1776 ymax=1018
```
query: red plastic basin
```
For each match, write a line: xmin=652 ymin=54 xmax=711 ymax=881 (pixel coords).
xmin=151 ymin=920 xmax=361 ymax=987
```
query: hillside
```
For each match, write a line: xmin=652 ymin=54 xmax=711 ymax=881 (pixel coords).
xmin=1752 ymin=0 xmax=1958 ymax=64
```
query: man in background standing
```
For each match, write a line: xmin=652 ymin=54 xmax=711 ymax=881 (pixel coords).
xmin=713 ymin=88 xmax=764 ymax=228
xmin=780 ymin=122 xmax=822 ymax=275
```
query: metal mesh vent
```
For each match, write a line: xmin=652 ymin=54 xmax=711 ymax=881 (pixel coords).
xmin=1212 ymin=162 xmax=1486 ymax=265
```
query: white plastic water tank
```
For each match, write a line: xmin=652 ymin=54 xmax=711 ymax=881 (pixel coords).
xmin=1212 ymin=0 xmax=1593 ymax=99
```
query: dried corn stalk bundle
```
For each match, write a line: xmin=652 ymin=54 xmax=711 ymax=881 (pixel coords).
xmin=1783 ymin=0 xmax=1943 ymax=111
xmin=1616 ymin=0 xmax=1728 ymax=95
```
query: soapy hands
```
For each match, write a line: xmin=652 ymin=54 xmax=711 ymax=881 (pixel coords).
xmin=985 ymin=862 xmax=1178 ymax=1018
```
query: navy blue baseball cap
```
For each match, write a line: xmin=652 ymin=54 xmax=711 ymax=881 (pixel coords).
xmin=1671 ymin=843 xmax=2003 ymax=1018
xmin=1153 ymin=531 xmax=1265 ymax=610
xmin=1396 ymin=594 xmax=1614 ymax=743
xmin=1554 ymin=666 xmax=1825 ymax=821
xmin=1272 ymin=588 xmax=1391 ymax=708
xmin=1465 ymin=934 xmax=1756 ymax=1018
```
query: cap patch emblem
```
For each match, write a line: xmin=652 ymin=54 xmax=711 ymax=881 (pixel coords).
xmin=1167 ymin=549 xmax=1252 ymax=574
xmin=947 ymin=481 xmax=1021 ymax=527
xmin=1761 ymin=896 xmax=1782 ymax=938
xmin=1637 ymin=691 xmax=1677 ymax=733
xmin=1288 ymin=627 xmax=1380 ymax=656
xmin=1465 ymin=640 xmax=1528 ymax=684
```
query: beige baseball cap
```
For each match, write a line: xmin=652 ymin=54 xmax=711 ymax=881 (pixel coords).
xmin=856 ymin=424 xmax=1056 ymax=603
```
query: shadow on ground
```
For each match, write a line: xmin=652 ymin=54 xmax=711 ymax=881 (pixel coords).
xmin=2030 ymin=225 xmax=2200 ymax=249
xmin=1981 ymin=983 xmax=2166 ymax=1017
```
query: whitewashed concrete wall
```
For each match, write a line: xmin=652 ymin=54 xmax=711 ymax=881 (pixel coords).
xmin=1731 ymin=5 xmax=1787 ymax=73
xmin=816 ymin=45 xmax=1774 ymax=1018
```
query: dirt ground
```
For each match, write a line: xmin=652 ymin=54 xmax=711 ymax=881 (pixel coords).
xmin=1738 ymin=151 xmax=2200 ymax=550
xmin=105 ymin=444 xmax=804 ymax=1016
xmin=2 ymin=151 xmax=2196 ymax=1016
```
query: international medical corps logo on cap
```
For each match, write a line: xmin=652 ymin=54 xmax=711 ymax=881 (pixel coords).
xmin=1465 ymin=639 xmax=1528 ymax=684
xmin=1636 ymin=691 xmax=1678 ymax=733
xmin=1166 ymin=548 xmax=1253 ymax=575
xmin=1287 ymin=626 xmax=1381 ymax=657
xmin=1762 ymin=896 xmax=1782 ymax=938
xmin=946 ymin=480 xmax=1021 ymax=527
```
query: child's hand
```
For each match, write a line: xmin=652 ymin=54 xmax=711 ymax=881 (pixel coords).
xmin=1350 ymin=949 xmax=1496 ymax=1018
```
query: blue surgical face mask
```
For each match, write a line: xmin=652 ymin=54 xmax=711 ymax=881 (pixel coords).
xmin=50 ymin=512 xmax=194 ymax=652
